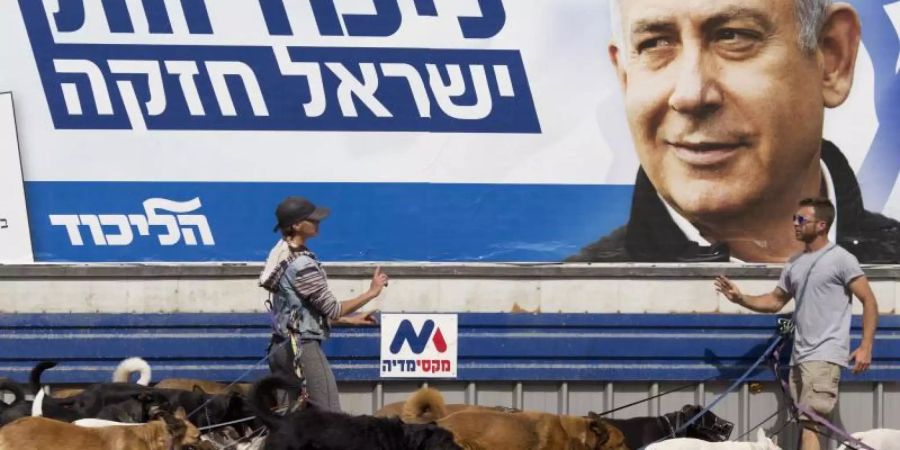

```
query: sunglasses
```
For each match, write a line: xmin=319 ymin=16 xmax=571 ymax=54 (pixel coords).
xmin=792 ymin=215 xmax=815 ymax=226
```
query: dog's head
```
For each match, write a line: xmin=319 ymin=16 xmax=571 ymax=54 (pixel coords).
xmin=152 ymin=407 xmax=202 ymax=449
xmin=584 ymin=412 xmax=628 ymax=450
xmin=677 ymin=404 xmax=734 ymax=442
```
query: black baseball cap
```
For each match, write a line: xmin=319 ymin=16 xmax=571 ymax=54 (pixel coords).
xmin=273 ymin=196 xmax=330 ymax=232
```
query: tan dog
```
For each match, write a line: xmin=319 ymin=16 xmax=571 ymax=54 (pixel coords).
xmin=0 ymin=408 xmax=200 ymax=450
xmin=155 ymin=378 xmax=252 ymax=396
xmin=374 ymin=391 xmax=518 ymax=424
xmin=403 ymin=388 xmax=627 ymax=450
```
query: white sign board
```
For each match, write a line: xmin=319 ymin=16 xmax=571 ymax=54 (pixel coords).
xmin=0 ymin=92 xmax=34 ymax=263
xmin=380 ymin=314 xmax=458 ymax=378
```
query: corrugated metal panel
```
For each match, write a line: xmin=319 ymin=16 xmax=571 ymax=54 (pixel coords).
xmin=338 ymin=380 xmax=900 ymax=445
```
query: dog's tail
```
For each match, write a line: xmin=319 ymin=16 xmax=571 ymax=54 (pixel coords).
xmin=28 ymin=361 xmax=57 ymax=394
xmin=112 ymin=357 xmax=152 ymax=385
xmin=31 ymin=387 xmax=45 ymax=417
xmin=250 ymin=376 xmax=302 ymax=431
xmin=0 ymin=377 xmax=26 ymax=407
xmin=401 ymin=387 xmax=448 ymax=423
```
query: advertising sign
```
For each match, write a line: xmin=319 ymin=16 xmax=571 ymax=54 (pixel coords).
xmin=1 ymin=0 xmax=897 ymax=263
xmin=380 ymin=314 xmax=457 ymax=379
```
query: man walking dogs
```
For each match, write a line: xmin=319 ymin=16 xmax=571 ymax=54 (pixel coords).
xmin=715 ymin=198 xmax=878 ymax=450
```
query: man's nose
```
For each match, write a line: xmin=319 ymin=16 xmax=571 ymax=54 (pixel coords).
xmin=668 ymin=50 xmax=723 ymax=116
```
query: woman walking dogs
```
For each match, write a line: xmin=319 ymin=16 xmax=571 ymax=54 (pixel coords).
xmin=260 ymin=196 xmax=389 ymax=412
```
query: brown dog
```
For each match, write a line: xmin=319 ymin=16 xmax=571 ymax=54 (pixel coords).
xmin=155 ymin=378 xmax=252 ymax=396
xmin=0 ymin=408 xmax=201 ymax=450
xmin=403 ymin=388 xmax=627 ymax=450
xmin=374 ymin=392 xmax=519 ymax=424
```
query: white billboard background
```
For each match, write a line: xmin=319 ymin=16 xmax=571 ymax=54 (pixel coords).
xmin=0 ymin=92 xmax=34 ymax=263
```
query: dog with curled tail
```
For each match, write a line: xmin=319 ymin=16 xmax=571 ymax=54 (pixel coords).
xmin=402 ymin=387 xmax=628 ymax=450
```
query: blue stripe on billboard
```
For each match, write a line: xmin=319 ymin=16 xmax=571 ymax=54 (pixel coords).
xmin=25 ymin=182 xmax=632 ymax=262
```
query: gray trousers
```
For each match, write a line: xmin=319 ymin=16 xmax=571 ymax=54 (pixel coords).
xmin=268 ymin=337 xmax=341 ymax=412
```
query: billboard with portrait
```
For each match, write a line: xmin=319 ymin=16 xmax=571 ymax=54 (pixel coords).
xmin=0 ymin=0 xmax=897 ymax=262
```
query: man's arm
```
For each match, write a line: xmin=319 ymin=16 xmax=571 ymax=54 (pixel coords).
xmin=849 ymin=275 xmax=878 ymax=374
xmin=714 ymin=276 xmax=791 ymax=313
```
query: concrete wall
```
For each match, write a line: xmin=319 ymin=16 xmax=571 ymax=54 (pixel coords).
xmin=1 ymin=264 xmax=898 ymax=314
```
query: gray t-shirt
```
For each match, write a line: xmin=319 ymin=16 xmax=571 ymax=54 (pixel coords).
xmin=777 ymin=243 xmax=865 ymax=367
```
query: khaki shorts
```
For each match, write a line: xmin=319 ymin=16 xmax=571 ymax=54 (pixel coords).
xmin=789 ymin=361 xmax=841 ymax=421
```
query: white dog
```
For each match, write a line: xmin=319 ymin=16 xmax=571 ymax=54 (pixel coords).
xmin=837 ymin=429 xmax=900 ymax=450
xmin=646 ymin=428 xmax=780 ymax=450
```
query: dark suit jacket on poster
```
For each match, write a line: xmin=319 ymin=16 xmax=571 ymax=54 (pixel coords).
xmin=567 ymin=141 xmax=900 ymax=263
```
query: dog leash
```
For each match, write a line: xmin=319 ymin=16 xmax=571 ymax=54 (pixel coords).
xmin=187 ymin=339 xmax=288 ymax=420
xmin=769 ymin=342 xmax=874 ymax=450
xmin=198 ymin=415 xmax=258 ymax=432
xmin=730 ymin=404 xmax=791 ymax=442
xmin=591 ymin=374 xmax=722 ymax=418
xmin=638 ymin=331 xmax=785 ymax=450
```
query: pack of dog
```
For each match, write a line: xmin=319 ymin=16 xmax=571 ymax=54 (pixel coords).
xmin=29 ymin=360 xmax=252 ymax=430
xmin=250 ymin=375 xmax=462 ymax=450
xmin=395 ymin=387 xmax=738 ymax=450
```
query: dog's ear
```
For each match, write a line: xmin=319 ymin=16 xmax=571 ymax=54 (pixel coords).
xmin=153 ymin=408 xmax=189 ymax=440
xmin=588 ymin=417 xmax=610 ymax=445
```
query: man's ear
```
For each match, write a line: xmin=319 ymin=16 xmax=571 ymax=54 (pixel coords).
xmin=819 ymin=3 xmax=861 ymax=108
xmin=608 ymin=43 xmax=628 ymax=90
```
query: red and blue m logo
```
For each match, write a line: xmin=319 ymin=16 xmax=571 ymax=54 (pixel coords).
xmin=389 ymin=319 xmax=447 ymax=354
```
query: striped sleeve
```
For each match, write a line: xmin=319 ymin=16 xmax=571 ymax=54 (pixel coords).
xmin=292 ymin=258 xmax=341 ymax=320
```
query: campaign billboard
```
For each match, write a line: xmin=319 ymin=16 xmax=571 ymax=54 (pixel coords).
xmin=1 ymin=0 xmax=898 ymax=263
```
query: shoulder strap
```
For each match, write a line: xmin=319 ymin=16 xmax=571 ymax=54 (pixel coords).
xmin=791 ymin=244 xmax=838 ymax=322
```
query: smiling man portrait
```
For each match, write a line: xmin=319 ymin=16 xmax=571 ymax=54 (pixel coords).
xmin=568 ymin=0 xmax=899 ymax=263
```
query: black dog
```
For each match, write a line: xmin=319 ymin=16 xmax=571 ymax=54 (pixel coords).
xmin=0 ymin=377 xmax=30 ymax=427
xmin=602 ymin=404 xmax=734 ymax=450
xmin=252 ymin=376 xmax=462 ymax=450
xmin=30 ymin=360 xmax=249 ymax=428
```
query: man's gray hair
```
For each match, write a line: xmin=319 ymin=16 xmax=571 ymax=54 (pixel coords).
xmin=609 ymin=0 xmax=832 ymax=54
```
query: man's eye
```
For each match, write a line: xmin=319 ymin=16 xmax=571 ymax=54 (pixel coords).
xmin=637 ymin=37 xmax=674 ymax=53
xmin=714 ymin=29 xmax=760 ymax=49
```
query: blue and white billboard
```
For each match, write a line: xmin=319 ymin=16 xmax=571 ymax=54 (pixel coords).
xmin=1 ymin=0 xmax=898 ymax=262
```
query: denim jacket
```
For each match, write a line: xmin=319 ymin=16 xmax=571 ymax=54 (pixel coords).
xmin=260 ymin=241 xmax=341 ymax=340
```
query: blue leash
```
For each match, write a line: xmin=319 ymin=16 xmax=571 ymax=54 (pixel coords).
xmin=638 ymin=333 xmax=785 ymax=450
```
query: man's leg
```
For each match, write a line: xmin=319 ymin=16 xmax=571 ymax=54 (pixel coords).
xmin=298 ymin=340 xmax=341 ymax=412
xmin=790 ymin=362 xmax=841 ymax=450
xmin=267 ymin=337 xmax=305 ymax=408
xmin=801 ymin=423 xmax=822 ymax=450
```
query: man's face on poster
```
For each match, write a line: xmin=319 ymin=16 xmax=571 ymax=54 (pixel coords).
xmin=609 ymin=0 xmax=853 ymax=223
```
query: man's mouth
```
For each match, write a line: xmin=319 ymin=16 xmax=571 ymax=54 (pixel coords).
xmin=666 ymin=140 xmax=746 ymax=167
